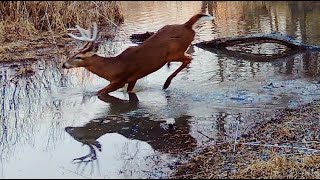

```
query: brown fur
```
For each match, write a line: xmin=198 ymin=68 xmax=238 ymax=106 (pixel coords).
xmin=62 ymin=13 xmax=213 ymax=95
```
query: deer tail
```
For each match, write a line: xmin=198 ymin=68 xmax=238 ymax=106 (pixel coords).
xmin=184 ymin=13 xmax=214 ymax=28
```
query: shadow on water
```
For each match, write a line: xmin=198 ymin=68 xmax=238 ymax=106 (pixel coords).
xmin=65 ymin=92 xmax=196 ymax=160
xmin=2 ymin=1 xmax=320 ymax=178
xmin=60 ymin=91 xmax=197 ymax=178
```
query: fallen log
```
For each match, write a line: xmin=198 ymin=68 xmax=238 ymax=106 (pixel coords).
xmin=130 ymin=31 xmax=154 ymax=44
xmin=195 ymin=32 xmax=320 ymax=51
xmin=130 ymin=31 xmax=320 ymax=51
xmin=129 ymin=31 xmax=320 ymax=62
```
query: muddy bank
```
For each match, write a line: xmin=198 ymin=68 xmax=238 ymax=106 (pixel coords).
xmin=0 ymin=26 xmax=117 ymax=64
xmin=0 ymin=32 xmax=70 ymax=62
xmin=172 ymin=100 xmax=320 ymax=179
xmin=0 ymin=1 xmax=123 ymax=62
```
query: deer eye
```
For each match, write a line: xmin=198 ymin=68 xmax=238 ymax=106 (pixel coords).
xmin=75 ymin=56 xmax=81 ymax=60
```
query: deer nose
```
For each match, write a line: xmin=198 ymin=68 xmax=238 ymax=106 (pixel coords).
xmin=62 ymin=63 xmax=66 ymax=69
xmin=65 ymin=127 xmax=74 ymax=133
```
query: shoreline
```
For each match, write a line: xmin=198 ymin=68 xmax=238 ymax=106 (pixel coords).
xmin=172 ymin=100 xmax=320 ymax=179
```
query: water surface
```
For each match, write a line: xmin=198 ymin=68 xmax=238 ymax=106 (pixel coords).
xmin=1 ymin=1 xmax=320 ymax=178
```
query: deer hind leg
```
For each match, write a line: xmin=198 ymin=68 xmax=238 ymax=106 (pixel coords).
xmin=127 ymin=80 xmax=137 ymax=92
xmin=163 ymin=55 xmax=192 ymax=90
xmin=97 ymin=82 xmax=126 ymax=95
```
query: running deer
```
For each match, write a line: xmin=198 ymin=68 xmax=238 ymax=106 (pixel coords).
xmin=62 ymin=13 xmax=214 ymax=95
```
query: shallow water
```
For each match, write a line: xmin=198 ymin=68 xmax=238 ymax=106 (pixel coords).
xmin=2 ymin=1 xmax=320 ymax=179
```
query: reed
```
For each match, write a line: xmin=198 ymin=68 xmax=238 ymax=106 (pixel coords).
xmin=0 ymin=1 xmax=124 ymax=42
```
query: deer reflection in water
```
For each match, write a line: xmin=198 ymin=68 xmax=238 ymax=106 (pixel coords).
xmin=65 ymin=92 xmax=196 ymax=165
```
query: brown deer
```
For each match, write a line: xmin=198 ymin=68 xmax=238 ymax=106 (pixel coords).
xmin=62 ymin=13 xmax=214 ymax=95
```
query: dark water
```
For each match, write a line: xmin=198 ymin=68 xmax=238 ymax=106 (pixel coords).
xmin=1 ymin=1 xmax=320 ymax=178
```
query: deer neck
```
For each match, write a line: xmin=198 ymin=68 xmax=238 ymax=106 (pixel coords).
xmin=85 ymin=55 xmax=116 ymax=81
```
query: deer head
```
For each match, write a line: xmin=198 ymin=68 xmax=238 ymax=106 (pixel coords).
xmin=62 ymin=22 xmax=100 ymax=69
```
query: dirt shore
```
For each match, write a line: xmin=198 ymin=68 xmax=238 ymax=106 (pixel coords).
xmin=0 ymin=32 xmax=72 ymax=63
xmin=172 ymin=101 xmax=320 ymax=179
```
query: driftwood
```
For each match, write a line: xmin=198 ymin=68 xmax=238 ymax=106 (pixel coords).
xmin=130 ymin=31 xmax=155 ymax=43
xmin=129 ymin=31 xmax=320 ymax=62
xmin=195 ymin=32 xmax=320 ymax=51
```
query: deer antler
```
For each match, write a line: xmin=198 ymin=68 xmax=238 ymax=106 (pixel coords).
xmin=67 ymin=22 xmax=98 ymax=42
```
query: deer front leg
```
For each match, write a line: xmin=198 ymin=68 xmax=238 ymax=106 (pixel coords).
xmin=128 ymin=92 xmax=139 ymax=102
xmin=127 ymin=80 xmax=137 ymax=92
xmin=163 ymin=55 xmax=192 ymax=90
xmin=97 ymin=82 xmax=126 ymax=95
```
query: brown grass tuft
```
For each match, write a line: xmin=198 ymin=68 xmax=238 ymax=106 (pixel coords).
xmin=232 ymin=154 xmax=320 ymax=179
xmin=0 ymin=1 xmax=124 ymax=62
xmin=0 ymin=1 xmax=124 ymax=43
xmin=173 ymin=102 xmax=320 ymax=179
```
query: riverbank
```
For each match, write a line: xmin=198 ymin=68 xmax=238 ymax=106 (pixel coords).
xmin=173 ymin=100 xmax=320 ymax=179
xmin=0 ymin=1 xmax=123 ymax=62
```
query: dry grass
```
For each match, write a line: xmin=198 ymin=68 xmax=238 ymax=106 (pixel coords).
xmin=173 ymin=102 xmax=320 ymax=179
xmin=0 ymin=1 xmax=124 ymax=62
xmin=0 ymin=1 xmax=123 ymax=41
xmin=232 ymin=154 xmax=320 ymax=179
